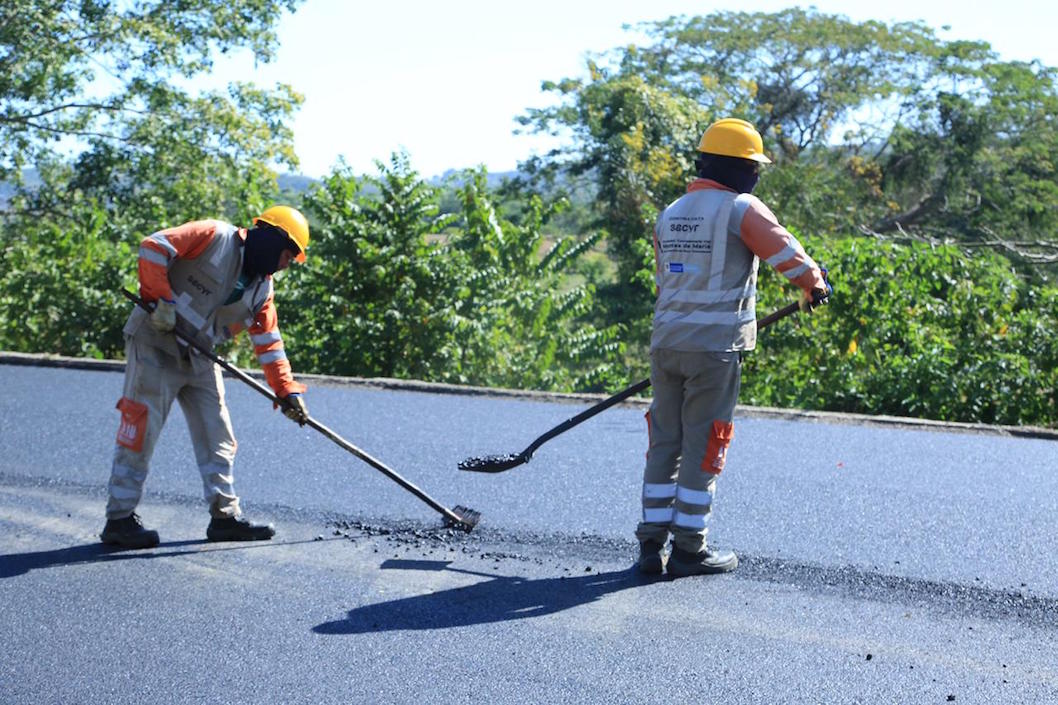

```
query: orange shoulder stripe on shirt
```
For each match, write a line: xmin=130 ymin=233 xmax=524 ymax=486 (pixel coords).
xmin=247 ymin=295 xmax=305 ymax=397
xmin=138 ymin=220 xmax=223 ymax=301
xmin=738 ymin=199 xmax=826 ymax=292
xmin=157 ymin=220 xmax=224 ymax=260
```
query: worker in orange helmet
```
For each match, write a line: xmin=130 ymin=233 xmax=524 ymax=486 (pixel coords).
xmin=101 ymin=206 xmax=311 ymax=549
xmin=636 ymin=119 xmax=832 ymax=577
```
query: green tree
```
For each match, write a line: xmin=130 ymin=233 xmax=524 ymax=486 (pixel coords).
xmin=1 ymin=0 xmax=302 ymax=185
xmin=869 ymin=60 xmax=1058 ymax=270
xmin=0 ymin=198 xmax=133 ymax=357
xmin=283 ymin=154 xmax=463 ymax=380
xmin=518 ymin=9 xmax=950 ymax=297
xmin=283 ymin=155 xmax=628 ymax=392
xmin=746 ymin=232 xmax=1058 ymax=426
xmin=0 ymin=0 xmax=304 ymax=357
xmin=446 ymin=168 xmax=626 ymax=392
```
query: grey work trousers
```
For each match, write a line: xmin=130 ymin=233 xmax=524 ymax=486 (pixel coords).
xmin=106 ymin=336 xmax=240 ymax=519
xmin=635 ymin=348 xmax=741 ymax=552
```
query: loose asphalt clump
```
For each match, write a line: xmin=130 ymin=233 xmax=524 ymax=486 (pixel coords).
xmin=456 ymin=453 xmax=521 ymax=472
xmin=324 ymin=518 xmax=630 ymax=572
xmin=324 ymin=517 xmax=1058 ymax=628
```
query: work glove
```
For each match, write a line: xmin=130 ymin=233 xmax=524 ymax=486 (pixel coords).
xmin=149 ymin=298 xmax=177 ymax=332
xmin=281 ymin=393 xmax=309 ymax=426
xmin=799 ymin=266 xmax=833 ymax=314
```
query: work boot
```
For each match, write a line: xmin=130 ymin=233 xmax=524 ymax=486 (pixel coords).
xmin=636 ymin=539 xmax=668 ymax=575
xmin=100 ymin=513 xmax=160 ymax=549
xmin=206 ymin=515 xmax=275 ymax=542
xmin=667 ymin=544 xmax=738 ymax=577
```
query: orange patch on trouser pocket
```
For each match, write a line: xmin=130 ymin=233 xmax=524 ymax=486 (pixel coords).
xmin=701 ymin=420 xmax=734 ymax=474
xmin=115 ymin=397 xmax=148 ymax=452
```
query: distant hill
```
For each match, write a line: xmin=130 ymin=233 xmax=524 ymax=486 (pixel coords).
xmin=3 ymin=169 xmax=569 ymax=210
xmin=275 ymin=169 xmax=530 ymax=198
xmin=429 ymin=169 xmax=522 ymax=188
xmin=0 ymin=168 xmax=41 ymax=208
xmin=277 ymin=170 xmax=523 ymax=194
xmin=1 ymin=171 xmax=318 ymax=209
xmin=277 ymin=173 xmax=317 ymax=194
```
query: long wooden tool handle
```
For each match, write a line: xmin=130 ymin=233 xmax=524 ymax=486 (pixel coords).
xmin=517 ymin=298 xmax=802 ymax=458
xmin=120 ymin=288 xmax=288 ymax=409
xmin=120 ymin=288 xmax=478 ymax=530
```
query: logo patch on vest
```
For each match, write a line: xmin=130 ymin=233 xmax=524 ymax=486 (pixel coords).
xmin=186 ymin=274 xmax=214 ymax=298
xmin=659 ymin=238 xmax=712 ymax=254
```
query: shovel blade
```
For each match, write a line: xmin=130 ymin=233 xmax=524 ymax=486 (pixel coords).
xmin=457 ymin=453 xmax=528 ymax=473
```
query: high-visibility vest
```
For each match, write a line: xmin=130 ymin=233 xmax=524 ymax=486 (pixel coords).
xmin=651 ymin=188 xmax=759 ymax=352
xmin=125 ymin=222 xmax=273 ymax=372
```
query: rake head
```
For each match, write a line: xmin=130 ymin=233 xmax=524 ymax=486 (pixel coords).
xmin=443 ymin=505 xmax=482 ymax=533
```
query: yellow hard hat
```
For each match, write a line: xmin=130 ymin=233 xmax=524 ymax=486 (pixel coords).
xmin=254 ymin=205 xmax=310 ymax=263
xmin=698 ymin=118 xmax=772 ymax=164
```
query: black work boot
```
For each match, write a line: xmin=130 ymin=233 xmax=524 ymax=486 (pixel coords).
xmin=636 ymin=539 xmax=668 ymax=575
xmin=100 ymin=513 xmax=160 ymax=549
xmin=206 ymin=515 xmax=275 ymax=542
xmin=667 ymin=545 xmax=738 ymax=577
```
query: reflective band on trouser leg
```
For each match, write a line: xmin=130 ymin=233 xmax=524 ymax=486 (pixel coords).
xmin=643 ymin=507 xmax=675 ymax=523
xmin=643 ymin=482 xmax=677 ymax=499
xmin=671 ymin=482 xmax=716 ymax=544
xmin=673 ymin=510 xmax=708 ymax=530
xmin=641 ymin=482 xmax=677 ymax=524
xmin=106 ymin=460 xmax=150 ymax=519
xmin=177 ymin=361 xmax=240 ymax=518
xmin=200 ymin=461 xmax=239 ymax=518
xmin=677 ymin=484 xmax=713 ymax=506
xmin=105 ymin=338 xmax=180 ymax=519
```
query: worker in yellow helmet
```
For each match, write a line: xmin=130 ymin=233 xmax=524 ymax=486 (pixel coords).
xmin=102 ymin=205 xmax=311 ymax=549
xmin=636 ymin=119 xmax=832 ymax=577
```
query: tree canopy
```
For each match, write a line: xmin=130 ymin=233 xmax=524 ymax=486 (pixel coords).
xmin=1 ymin=0 xmax=304 ymax=223
xmin=519 ymin=8 xmax=1058 ymax=278
xmin=1 ymin=6 xmax=1056 ymax=426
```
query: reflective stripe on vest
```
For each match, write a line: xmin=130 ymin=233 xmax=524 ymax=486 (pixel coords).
xmin=166 ymin=224 xmax=273 ymax=354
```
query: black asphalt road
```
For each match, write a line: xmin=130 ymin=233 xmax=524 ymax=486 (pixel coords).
xmin=1 ymin=360 xmax=1056 ymax=704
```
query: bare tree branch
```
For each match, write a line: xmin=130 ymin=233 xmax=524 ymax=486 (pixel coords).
xmin=0 ymin=102 xmax=134 ymax=123
xmin=858 ymin=223 xmax=1058 ymax=264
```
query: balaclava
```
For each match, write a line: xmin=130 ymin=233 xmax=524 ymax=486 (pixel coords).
xmin=242 ymin=224 xmax=294 ymax=278
xmin=695 ymin=153 xmax=760 ymax=194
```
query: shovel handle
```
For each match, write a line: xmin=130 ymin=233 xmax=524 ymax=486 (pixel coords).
xmin=120 ymin=288 xmax=289 ymax=410
xmin=119 ymin=288 xmax=480 ymax=531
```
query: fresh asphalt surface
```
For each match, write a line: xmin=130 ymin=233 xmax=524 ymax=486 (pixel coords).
xmin=1 ymin=361 xmax=1056 ymax=704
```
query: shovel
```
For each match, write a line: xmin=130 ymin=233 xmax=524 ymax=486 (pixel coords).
xmin=458 ymin=300 xmax=801 ymax=474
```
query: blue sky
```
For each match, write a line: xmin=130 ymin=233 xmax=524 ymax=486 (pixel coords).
xmin=207 ymin=0 xmax=1058 ymax=179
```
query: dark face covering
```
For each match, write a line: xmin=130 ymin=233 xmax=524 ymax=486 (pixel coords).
xmin=695 ymin=154 xmax=761 ymax=194
xmin=242 ymin=224 xmax=294 ymax=278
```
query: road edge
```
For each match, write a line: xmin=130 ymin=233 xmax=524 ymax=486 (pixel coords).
xmin=3 ymin=350 xmax=1056 ymax=441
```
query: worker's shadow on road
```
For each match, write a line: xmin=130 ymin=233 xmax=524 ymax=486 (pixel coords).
xmin=0 ymin=538 xmax=334 ymax=578
xmin=0 ymin=541 xmax=212 ymax=578
xmin=313 ymin=559 xmax=655 ymax=634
